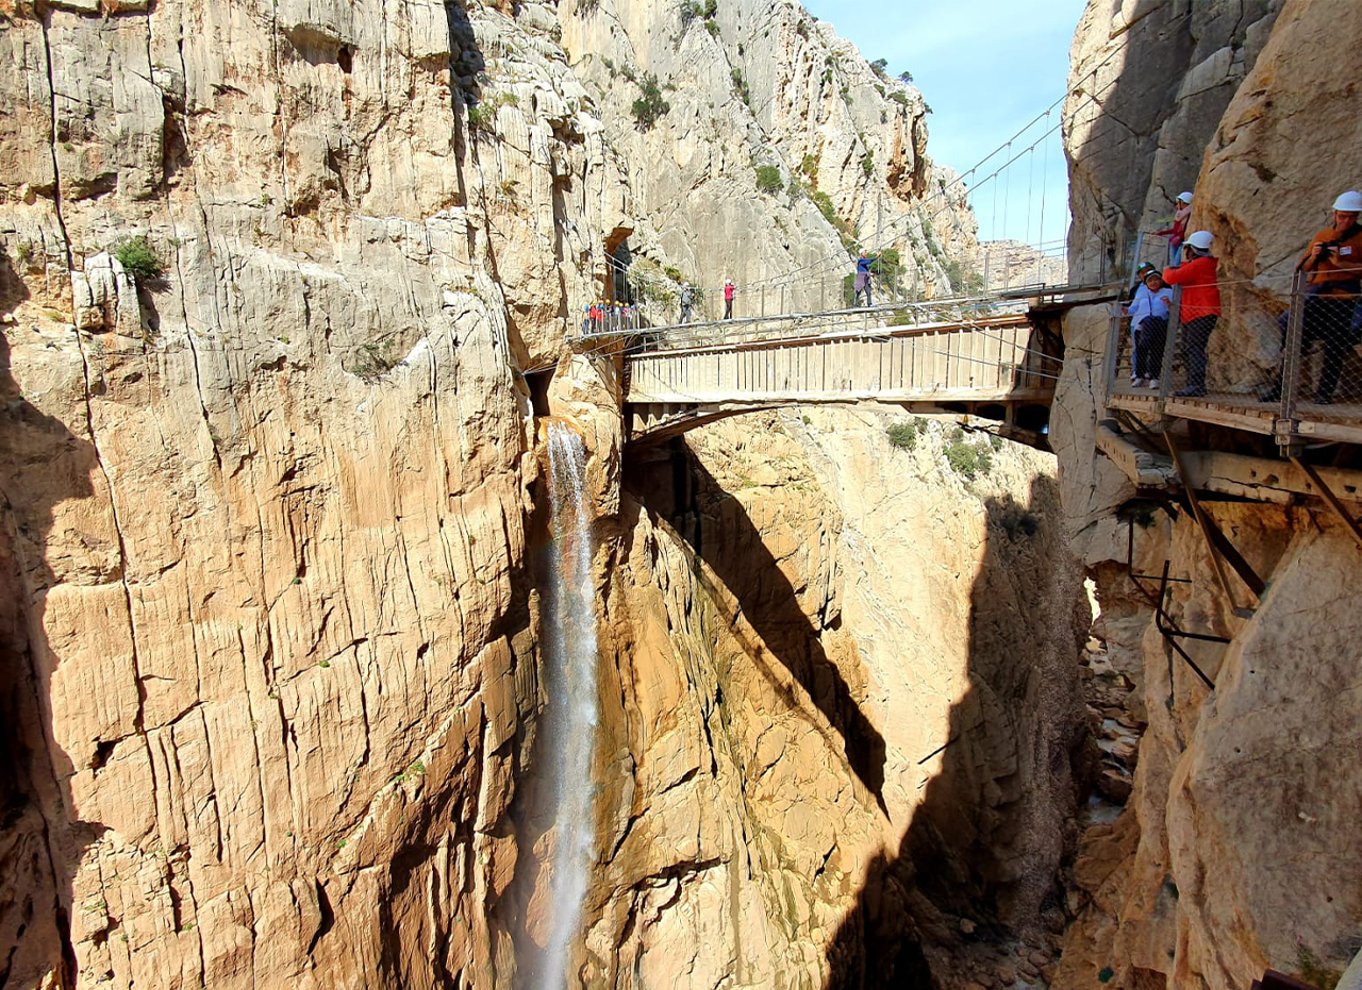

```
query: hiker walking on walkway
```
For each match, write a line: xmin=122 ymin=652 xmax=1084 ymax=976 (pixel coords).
xmin=854 ymin=251 xmax=879 ymax=307
xmin=1156 ymin=191 xmax=1194 ymax=266
xmin=679 ymin=281 xmax=694 ymax=323
xmin=723 ymin=277 xmax=735 ymax=320
xmin=1162 ymin=230 xmax=1220 ymax=397
xmin=1127 ymin=266 xmax=1173 ymax=388
xmin=1260 ymin=190 xmax=1362 ymax=405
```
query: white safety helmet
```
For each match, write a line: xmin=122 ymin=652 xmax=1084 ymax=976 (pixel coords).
xmin=1332 ymin=190 xmax=1362 ymax=212
xmin=1177 ymin=191 xmax=1193 ymax=204
xmin=1185 ymin=230 xmax=1213 ymax=252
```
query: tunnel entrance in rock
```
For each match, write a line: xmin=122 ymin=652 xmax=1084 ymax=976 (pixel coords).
xmin=526 ymin=369 xmax=553 ymax=418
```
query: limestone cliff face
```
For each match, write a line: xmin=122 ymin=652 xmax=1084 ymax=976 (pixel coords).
xmin=0 ymin=1 xmax=1007 ymax=988
xmin=593 ymin=411 xmax=1088 ymax=988
xmin=558 ymin=0 xmax=976 ymax=314
xmin=1055 ymin=2 xmax=1362 ymax=987
xmin=0 ymin=1 xmax=597 ymax=985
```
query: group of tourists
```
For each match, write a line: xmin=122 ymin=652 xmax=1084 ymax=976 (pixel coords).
xmin=590 ymin=247 xmax=880 ymax=331
xmin=581 ymin=299 xmax=644 ymax=334
xmin=1126 ymin=188 xmax=1362 ymax=403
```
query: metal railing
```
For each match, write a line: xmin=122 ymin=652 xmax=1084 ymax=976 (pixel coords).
xmin=1104 ymin=265 xmax=1362 ymax=448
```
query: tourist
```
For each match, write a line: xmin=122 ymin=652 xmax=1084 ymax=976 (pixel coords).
xmin=1156 ymin=191 xmax=1193 ymax=266
xmin=1127 ymin=267 xmax=1172 ymax=388
xmin=1161 ymin=230 xmax=1220 ymax=397
xmin=679 ymin=281 xmax=694 ymax=323
xmin=854 ymin=251 xmax=879 ymax=307
xmin=723 ymin=277 xmax=735 ymax=320
xmin=1260 ymin=190 xmax=1362 ymax=405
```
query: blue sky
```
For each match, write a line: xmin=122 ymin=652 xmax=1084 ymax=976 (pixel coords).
xmin=801 ymin=0 xmax=1086 ymax=248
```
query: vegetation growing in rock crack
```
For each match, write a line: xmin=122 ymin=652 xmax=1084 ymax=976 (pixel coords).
xmin=754 ymin=165 xmax=783 ymax=195
xmin=348 ymin=340 xmax=401 ymax=382
xmin=679 ymin=0 xmax=718 ymax=26
xmin=943 ymin=428 xmax=994 ymax=480
xmin=730 ymin=67 xmax=751 ymax=108
xmin=886 ymin=421 xmax=917 ymax=450
xmin=111 ymin=235 xmax=165 ymax=282
xmin=631 ymin=73 xmax=670 ymax=129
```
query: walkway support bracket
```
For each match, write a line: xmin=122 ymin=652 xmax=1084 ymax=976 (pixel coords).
xmin=1292 ymin=455 xmax=1362 ymax=552
xmin=1165 ymin=434 xmax=1263 ymax=615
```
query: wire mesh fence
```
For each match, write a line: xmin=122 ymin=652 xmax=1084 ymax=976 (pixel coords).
xmin=1106 ymin=264 xmax=1362 ymax=429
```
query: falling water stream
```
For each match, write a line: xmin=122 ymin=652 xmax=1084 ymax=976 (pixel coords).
xmin=537 ymin=420 xmax=600 ymax=989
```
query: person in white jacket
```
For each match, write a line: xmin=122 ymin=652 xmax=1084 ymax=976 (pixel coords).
xmin=1126 ymin=267 xmax=1173 ymax=387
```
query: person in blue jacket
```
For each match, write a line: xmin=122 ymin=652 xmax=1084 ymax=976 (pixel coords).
xmin=854 ymin=251 xmax=879 ymax=307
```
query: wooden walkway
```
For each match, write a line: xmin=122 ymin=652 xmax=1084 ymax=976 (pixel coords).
xmin=619 ymin=311 xmax=1061 ymax=445
xmin=1107 ymin=384 xmax=1362 ymax=447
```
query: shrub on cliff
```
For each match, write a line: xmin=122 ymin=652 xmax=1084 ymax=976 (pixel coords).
xmin=886 ymin=421 xmax=917 ymax=450
xmin=631 ymin=73 xmax=670 ymax=130
xmin=944 ymin=436 xmax=993 ymax=480
xmin=111 ymin=236 xmax=164 ymax=282
xmin=754 ymin=165 xmax=782 ymax=195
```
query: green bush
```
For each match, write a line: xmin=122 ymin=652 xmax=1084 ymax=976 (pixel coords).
xmin=799 ymin=153 xmax=818 ymax=184
xmin=869 ymin=58 xmax=888 ymax=78
xmin=111 ymin=236 xmax=164 ymax=282
xmin=704 ymin=19 xmax=719 ymax=37
xmin=466 ymin=102 xmax=495 ymax=131
xmin=631 ymin=73 xmax=670 ymax=129
xmin=898 ymin=70 xmax=913 ymax=83
xmin=944 ymin=437 xmax=993 ymax=481
xmin=886 ymin=422 xmax=916 ymax=450
xmin=860 ymin=150 xmax=874 ymax=178
xmin=870 ymin=247 xmax=903 ymax=292
xmin=731 ymin=67 xmax=751 ymax=107
xmin=754 ymin=165 xmax=782 ymax=194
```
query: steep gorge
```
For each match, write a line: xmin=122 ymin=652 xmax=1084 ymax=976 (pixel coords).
xmin=14 ymin=0 xmax=1362 ymax=989
xmin=0 ymin=1 xmax=1077 ymax=987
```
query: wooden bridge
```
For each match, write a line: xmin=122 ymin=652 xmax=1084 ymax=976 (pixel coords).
xmin=582 ymin=296 xmax=1080 ymax=448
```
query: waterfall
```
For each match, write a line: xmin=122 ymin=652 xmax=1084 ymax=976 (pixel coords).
xmin=537 ymin=420 xmax=600 ymax=989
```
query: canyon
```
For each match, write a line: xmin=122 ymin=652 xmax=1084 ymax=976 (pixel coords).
xmin=1 ymin=0 xmax=1360 ymax=989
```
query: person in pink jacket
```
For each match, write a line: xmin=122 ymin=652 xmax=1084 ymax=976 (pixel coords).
xmin=1156 ymin=191 xmax=1193 ymax=266
xmin=723 ymin=277 xmax=735 ymax=320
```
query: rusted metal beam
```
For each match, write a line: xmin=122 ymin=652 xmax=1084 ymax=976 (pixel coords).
xmin=1292 ymin=456 xmax=1362 ymax=551
xmin=1165 ymin=435 xmax=1260 ymax=614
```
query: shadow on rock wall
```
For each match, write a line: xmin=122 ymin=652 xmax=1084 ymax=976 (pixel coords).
xmin=627 ymin=439 xmax=889 ymax=814
xmin=823 ymin=473 xmax=1089 ymax=988
xmin=0 ymin=323 xmax=98 ymax=988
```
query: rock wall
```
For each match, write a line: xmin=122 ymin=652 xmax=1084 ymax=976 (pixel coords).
xmin=595 ymin=410 xmax=1088 ymax=988
xmin=1055 ymin=1 xmax=1362 ymax=987
xmin=558 ymin=0 xmax=977 ymax=316
xmin=0 ymin=2 xmax=1004 ymax=989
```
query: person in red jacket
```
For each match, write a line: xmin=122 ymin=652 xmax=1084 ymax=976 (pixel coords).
xmin=1162 ymin=229 xmax=1220 ymax=396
